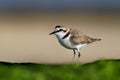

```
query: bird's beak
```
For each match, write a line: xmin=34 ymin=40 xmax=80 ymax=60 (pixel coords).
xmin=49 ymin=31 xmax=56 ymax=35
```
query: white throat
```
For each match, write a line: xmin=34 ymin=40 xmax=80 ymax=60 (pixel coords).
xmin=54 ymin=29 xmax=74 ymax=49
xmin=55 ymin=29 xmax=70 ymax=39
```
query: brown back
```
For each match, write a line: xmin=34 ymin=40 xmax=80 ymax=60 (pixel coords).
xmin=70 ymin=28 xmax=101 ymax=45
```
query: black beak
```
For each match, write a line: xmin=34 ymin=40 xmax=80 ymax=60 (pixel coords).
xmin=49 ymin=31 xmax=56 ymax=35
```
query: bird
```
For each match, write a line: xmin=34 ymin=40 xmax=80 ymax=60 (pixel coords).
xmin=49 ymin=25 xmax=101 ymax=62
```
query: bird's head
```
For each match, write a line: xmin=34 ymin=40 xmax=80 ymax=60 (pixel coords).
xmin=49 ymin=25 xmax=68 ymax=36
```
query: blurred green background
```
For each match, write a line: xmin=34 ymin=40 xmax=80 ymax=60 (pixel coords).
xmin=0 ymin=60 xmax=120 ymax=80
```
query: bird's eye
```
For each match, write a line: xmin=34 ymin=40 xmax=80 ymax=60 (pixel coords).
xmin=59 ymin=29 xmax=66 ymax=32
xmin=59 ymin=29 xmax=63 ymax=31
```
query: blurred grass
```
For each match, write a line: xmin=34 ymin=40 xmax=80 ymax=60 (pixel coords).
xmin=0 ymin=60 xmax=120 ymax=80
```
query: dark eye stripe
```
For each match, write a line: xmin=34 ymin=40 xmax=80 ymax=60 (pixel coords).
xmin=55 ymin=29 xmax=62 ymax=33
xmin=55 ymin=25 xmax=61 ymax=28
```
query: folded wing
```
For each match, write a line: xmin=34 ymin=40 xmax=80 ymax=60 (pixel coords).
xmin=70 ymin=28 xmax=101 ymax=45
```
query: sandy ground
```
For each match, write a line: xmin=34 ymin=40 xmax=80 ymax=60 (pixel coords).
xmin=0 ymin=12 xmax=120 ymax=64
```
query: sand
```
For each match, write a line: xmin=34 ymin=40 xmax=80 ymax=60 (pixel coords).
xmin=0 ymin=12 xmax=120 ymax=64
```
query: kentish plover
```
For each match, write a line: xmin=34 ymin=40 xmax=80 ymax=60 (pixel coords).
xmin=49 ymin=25 xmax=101 ymax=61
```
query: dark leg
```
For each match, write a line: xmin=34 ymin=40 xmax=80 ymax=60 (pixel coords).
xmin=77 ymin=49 xmax=81 ymax=64
xmin=78 ymin=51 xmax=81 ymax=58
xmin=72 ymin=49 xmax=76 ymax=62
xmin=73 ymin=49 xmax=76 ymax=56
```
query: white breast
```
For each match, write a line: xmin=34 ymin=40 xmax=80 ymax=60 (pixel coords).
xmin=55 ymin=31 xmax=88 ymax=50
xmin=55 ymin=32 xmax=74 ymax=49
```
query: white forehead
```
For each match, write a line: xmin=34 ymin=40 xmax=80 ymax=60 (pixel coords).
xmin=55 ymin=27 xmax=66 ymax=30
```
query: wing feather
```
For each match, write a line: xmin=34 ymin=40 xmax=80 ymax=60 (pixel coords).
xmin=70 ymin=28 xmax=95 ymax=45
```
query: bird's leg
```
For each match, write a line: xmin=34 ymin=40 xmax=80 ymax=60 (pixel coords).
xmin=78 ymin=51 xmax=81 ymax=58
xmin=77 ymin=49 xmax=81 ymax=64
xmin=72 ymin=49 xmax=76 ymax=62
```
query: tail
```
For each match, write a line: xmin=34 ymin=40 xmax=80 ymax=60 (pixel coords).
xmin=91 ymin=38 xmax=101 ymax=42
xmin=88 ymin=38 xmax=101 ymax=43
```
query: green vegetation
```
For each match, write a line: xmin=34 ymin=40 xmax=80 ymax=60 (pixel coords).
xmin=0 ymin=60 xmax=120 ymax=80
